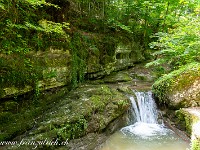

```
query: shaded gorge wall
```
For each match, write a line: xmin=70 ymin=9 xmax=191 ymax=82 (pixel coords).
xmin=0 ymin=35 xmax=144 ymax=99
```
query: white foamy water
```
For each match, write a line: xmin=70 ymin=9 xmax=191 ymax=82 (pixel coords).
xmin=121 ymin=122 xmax=173 ymax=139
xmin=100 ymin=91 xmax=190 ymax=150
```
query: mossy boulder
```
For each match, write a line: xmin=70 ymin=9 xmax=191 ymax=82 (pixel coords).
xmin=176 ymin=108 xmax=200 ymax=150
xmin=152 ymin=63 xmax=200 ymax=109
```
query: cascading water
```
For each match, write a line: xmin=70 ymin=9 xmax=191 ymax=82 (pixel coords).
xmin=101 ymin=91 xmax=190 ymax=150
xmin=129 ymin=91 xmax=158 ymax=124
xmin=121 ymin=91 xmax=173 ymax=140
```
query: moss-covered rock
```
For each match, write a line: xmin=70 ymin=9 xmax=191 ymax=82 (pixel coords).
xmin=152 ymin=62 xmax=200 ymax=109
xmin=152 ymin=63 xmax=200 ymax=150
xmin=4 ymin=84 xmax=129 ymax=149
xmin=33 ymin=84 xmax=129 ymax=139
xmin=0 ymin=87 xmax=69 ymax=141
xmin=115 ymin=43 xmax=144 ymax=71
xmin=175 ymin=108 xmax=200 ymax=150
xmin=103 ymin=71 xmax=132 ymax=83
xmin=0 ymin=50 xmax=71 ymax=99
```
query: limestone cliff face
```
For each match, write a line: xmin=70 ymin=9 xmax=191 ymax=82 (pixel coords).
xmin=0 ymin=42 xmax=143 ymax=99
xmin=0 ymin=49 xmax=71 ymax=98
xmin=152 ymin=63 xmax=200 ymax=109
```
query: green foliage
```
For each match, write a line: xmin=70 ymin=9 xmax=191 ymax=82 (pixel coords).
xmin=192 ymin=140 xmax=200 ymax=150
xmin=1 ymin=0 xmax=199 ymax=96
xmin=24 ymin=0 xmax=59 ymax=8
xmin=105 ymin=0 xmax=178 ymax=47
xmin=72 ymin=0 xmax=200 ymax=55
xmin=148 ymin=15 xmax=200 ymax=70
xmin=0 ymin=0 xmax=70 ymax=96
xmin=0 ymin=0 xmax=70 ymax=54
xmin=0 ymin=56 xmax=42 ymax=89
xmin=70 ymin=32 xmax=92 ymax=87
xmin=57 ymin=117 xmax=88 ymax=140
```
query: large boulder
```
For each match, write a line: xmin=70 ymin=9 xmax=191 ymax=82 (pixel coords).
xmin=152 ymin=63 xmax=200 ymax=109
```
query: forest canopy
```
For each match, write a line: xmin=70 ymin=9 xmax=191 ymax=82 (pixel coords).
xmin=0 ymin=0 xmax=199 ymax=81
xmin=1 ymin=0 xmax=199 ymax=53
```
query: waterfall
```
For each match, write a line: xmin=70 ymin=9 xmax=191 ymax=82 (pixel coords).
xmin=101 ymin=90 xmax=190 ymax=150
xmin=121 ymin=91 xmax=174 ymax=139
xmin=129 ymin=91 xmax=158 ymax=124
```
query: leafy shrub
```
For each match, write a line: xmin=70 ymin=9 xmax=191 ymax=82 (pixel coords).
xmin=147 ymin=15 xmax=200 ymax=71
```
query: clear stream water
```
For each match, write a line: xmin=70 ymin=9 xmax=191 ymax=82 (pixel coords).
xmin=101 ymin=91 xmax=190 ymax=150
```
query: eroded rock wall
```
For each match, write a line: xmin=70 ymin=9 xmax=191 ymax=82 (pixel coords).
xmin=0 ymin=42 xmax=143 ymax=99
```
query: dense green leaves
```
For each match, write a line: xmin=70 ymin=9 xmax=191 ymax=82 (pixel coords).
xmin=0 ymin=0 xmax=71 ymax=94
xmin=145 ymin=0 xmax=200 ymax=79
xmin=93 ymin=0 xmax=199 ymax=48
xmin=0 ymin=0 xmax=70 ymax=54
xmin=1 ymin=0 xmax=200 ymax=87
xmin=147 ymin=15 xmax=200 ymax=70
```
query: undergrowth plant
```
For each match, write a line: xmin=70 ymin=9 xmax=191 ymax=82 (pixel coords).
xmin=146 ymin=14 xmax=200 ymax=77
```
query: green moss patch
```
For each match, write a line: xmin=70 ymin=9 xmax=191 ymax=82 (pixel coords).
xmin=192 ymin=139 xmax=200 ymax=150
xmin=103 ymin=72 xmax=132 ymax=83
xmin=152 ymin=62 xmax=200 ymax=108
xmin=175 ymin=108 xmax=200 ymax=150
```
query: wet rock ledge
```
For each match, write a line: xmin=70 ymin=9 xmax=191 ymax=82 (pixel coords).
xmin=3 ymin=83 xmax=130 ymax=150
